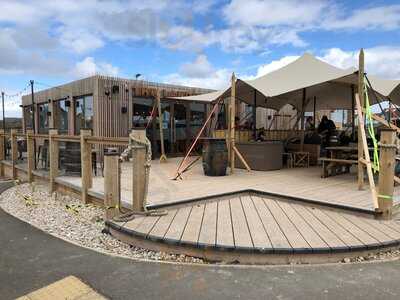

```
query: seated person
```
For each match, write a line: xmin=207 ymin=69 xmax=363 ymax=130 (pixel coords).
xmin=256 ymin=129 xmax=266 ymax=141
xmin=305 ymin=116 xmax=315 ymax=130
xmin=318 ymin=115 xmax=336 ymax=147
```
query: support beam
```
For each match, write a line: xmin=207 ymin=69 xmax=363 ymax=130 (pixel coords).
xmin=26 ymin=129 xmax=34 ymax=182
xmin=0 ymin=129 xmax=4 ymax=177
xmin=253 ymin=89 xmax=257 ymax=140
xmin=131 ymin=129 xmax=146 ymax=211
xmin=156 ymin=90 xmax=167 ymax=162
xmin=351 ymin=85 xmax=355 ymax=141
xmin=49 ymin=129 xmax=58 ymax=194
xmin=229 ymin=73 xmax=236 ymax=174
xmin=355 ymin=93 xmax=379 ymax=209
xmin=104 ymin=153 xmax=120 ymax=220
xmin=377 ymin=129 xmax=396 ymax=219
xmin=313 ymin=96 xmax=316 ymax=128
xmin=10 ymin=129 xmax=17 ymax=179
xmin=300 ymin=88 xmax=306 ymax=151
xmin=80 ymin=129 xmax=92 ymax=204
xmin=358 ymin=49 xmax=365 ymax=189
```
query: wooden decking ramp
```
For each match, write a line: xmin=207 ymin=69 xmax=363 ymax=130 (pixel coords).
xmin=106 ymin=192 xmax=400 ymax=264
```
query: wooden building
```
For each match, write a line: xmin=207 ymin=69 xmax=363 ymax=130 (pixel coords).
xmin=21 ymin=75 xmax=212 ymax=157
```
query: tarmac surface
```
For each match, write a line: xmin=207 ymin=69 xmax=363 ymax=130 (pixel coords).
xmin=2 ymin=181 xmax=400 ymax=300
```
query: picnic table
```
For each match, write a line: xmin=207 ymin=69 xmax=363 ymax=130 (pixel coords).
xmin=320 ymin=146 xmax=373 ymax=178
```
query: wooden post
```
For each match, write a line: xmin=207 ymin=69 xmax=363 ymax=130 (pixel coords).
xmin=358 ymin=49 xmax=365 ymax=189
xmin=10 ymin=129 xmax=17 ymax=179
xmin=156 ymin=90 xmax=167 ymax=162
xmin=49 ymin=129 xmax=58 ymax=193
xmin=229 ymin=73 xmax=236 ymax=174
xmin=300 ymin=88 xmax=306 ymax=151
xmin=131 ymin=129 xmax=146 ymax=211
xmin=351 ymin=85 xmax=355 ymax=141
xmin=80 ymin=129 xmax=92 ymax=203
xmin=377 ymin=129 xmax=396 ymax=219
xmin=0 ymin=129 xmax=4 ymax=177
xmin=26 ymin=129 xmax=34 ymax=182
xmin=253 ymin=89 xmax=257 ymax=140
xmin=104 ymin=153 xmax=120 ymax=220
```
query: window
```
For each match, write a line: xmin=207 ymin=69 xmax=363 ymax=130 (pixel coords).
xmin=55 ymin=99 xmax=69 ymax=133
xmin=23 ymin=105 xmax=33 ymax=130
xmin=132 ymin=97 xmax=154 ymax=128
xmin=38 ymin=103 xmax=49 ymax=133
xmin=75 ymin=95 xmax=93 ymax=134
xmin=190 ymin=103 xmax=206 ymax=138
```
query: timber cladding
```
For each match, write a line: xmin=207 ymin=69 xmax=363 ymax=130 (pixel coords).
xmin=21 ymin=75 xmax=212 ymax=138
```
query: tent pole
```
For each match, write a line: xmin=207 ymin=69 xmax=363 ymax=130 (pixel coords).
xmin=351 ymin=85 xmax=355 ymax=142
xmin=358 ymin=49 xmax=365 ymax=190
xmin=253 ymin=89 xmax=257 ymax=139
xmin=230 ymin=73 xmax=236 ymax=174
xmin=300 ymin=88 xmax=306 ymax=151
xmin=313 ymin=96 xmax=316 ymax=128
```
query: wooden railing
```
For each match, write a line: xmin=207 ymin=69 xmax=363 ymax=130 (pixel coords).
xmin=212 ymin=129 xmax=302 ymax=142
xmin=0 ymin=128 xmax=130 ymax=204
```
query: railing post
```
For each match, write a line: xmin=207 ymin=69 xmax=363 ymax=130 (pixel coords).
xmin=10 ymin=129 xmax=17 ymax=179
xmin=131 ymin=129 xmax=146 ymax=211
xmin=0 ymin=129 xmax=4 ymax=177
xmin=26 ymin=129 xmax=34 ymax=182
xmin=49 ymin=129 xmax=58 ymax=194
xmin=377 ymin=129 xmax=396 ymax=219
xmin=80 ymin=129 xmax=92 ymax=203
xmin=104 ymin=153 xmax=120 ymax=220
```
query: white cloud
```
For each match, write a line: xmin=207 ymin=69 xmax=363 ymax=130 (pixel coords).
xmin=223 ymin=0 xmax=328 ymax=27
xmin=319 ymin=47 xmax=400 ymax=79
xmin=179 ymin=55 xmax=214 ymax=78
xmin=74 ymin=57 xmax=119 ymax=78
xmin=59 ymin=28 xmax=104 ymax=54
xmin=253 ymin=55 xmax=299 ymax=78
xmin=323 ymin=5 xmax=400 ymax=31
xmin=164 ymin=55 xmax=230 ymax=89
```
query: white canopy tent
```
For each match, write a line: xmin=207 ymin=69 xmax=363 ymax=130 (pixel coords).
xmin=169 ymin=53 xmax=400 ymax=112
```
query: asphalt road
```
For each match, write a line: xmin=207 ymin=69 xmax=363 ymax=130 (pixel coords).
xmin=1 ymin=181 xmax=400 ymax=300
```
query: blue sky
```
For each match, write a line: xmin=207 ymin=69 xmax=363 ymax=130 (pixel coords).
xmin=1 ymin=0 xmax=400 ymax=117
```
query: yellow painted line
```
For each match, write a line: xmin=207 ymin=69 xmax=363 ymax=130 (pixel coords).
xmin=15 ymin=275 xmax=108 ymax=300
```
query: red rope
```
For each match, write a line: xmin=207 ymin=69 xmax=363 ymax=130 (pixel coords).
xmin=174 ymin=98 xmax=223 ymax=179
xmin=145 ymin=103 xmax=157 ymax=129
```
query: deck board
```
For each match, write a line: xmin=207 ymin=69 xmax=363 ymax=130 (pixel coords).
xmin=230 ymin=197 xmax=253 ymax=249
xmin=241 ymin=196 xmax=271 ymax=250
xmin=309 ymin=207 xmax=364 ymax=249
xmin=291 ymin=204 xmax=348 ymax=250
xmin=326 ymin=211 xmax=380 ymax=246
xmin=181 ymin=204 xmax=204 ymax=245
xmin=276 ymin=201 xmax=328 ymax=251
xmin=148 ymin=209 xmax=178 ymax=239
xmin=263 ymin=198 xmax=310 ymax=251
xmin=216 ymin=199 xmax=234 ymax=248
xmin=164 ymin=206 xmax=192 ymax=242
xmin=198 ymin=201 xmax=218 ymax=247
xmin=134 ymin=216 xmax=160 ymax=237
xmin=251 ymin=196 xmax=291 ymax=251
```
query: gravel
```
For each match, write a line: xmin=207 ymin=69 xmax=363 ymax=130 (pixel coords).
xmin=0 ymin=182 xmax=205 ymax=264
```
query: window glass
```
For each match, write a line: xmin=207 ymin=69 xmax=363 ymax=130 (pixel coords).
xmin=132 ymin=97 xmax=154 ymax=128
xmin=75 ymin=95 xmax=93 ymax=134
xmin=55 ymin=99 xmax=69 ymax=133
xmin=190 ymin=103 xmax=205 ymax=138
xmin=38 ymin=103 xmax=49 ymax=133
xmin=23 ymin=105 xmax=33 ymax=130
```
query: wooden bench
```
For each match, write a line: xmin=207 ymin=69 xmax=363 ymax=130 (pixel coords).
xmin=319 ymin=157 xmax=358 ymax=178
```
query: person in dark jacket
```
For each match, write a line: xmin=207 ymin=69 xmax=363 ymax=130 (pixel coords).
xmin=318 ymin=115 xmax=336 ymax=147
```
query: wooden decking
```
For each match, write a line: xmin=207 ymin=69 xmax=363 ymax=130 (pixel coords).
xmin=107 ymin=192 xmax=400 ymax=263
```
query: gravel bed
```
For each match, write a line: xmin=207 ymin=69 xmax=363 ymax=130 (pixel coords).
xmin=0 ymin=182 xmax=205 ymax=264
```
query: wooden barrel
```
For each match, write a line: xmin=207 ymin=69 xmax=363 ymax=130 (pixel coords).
xmin=202 ymin=138 xmax=228 ymax=176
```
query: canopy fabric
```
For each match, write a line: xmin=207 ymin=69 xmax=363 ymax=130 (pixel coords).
xmin=169 ymin=53 xmax=400 ymax=111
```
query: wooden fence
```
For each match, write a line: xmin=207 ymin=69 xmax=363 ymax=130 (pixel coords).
xmin=0 ymin=128 xmax=130 ymax=206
